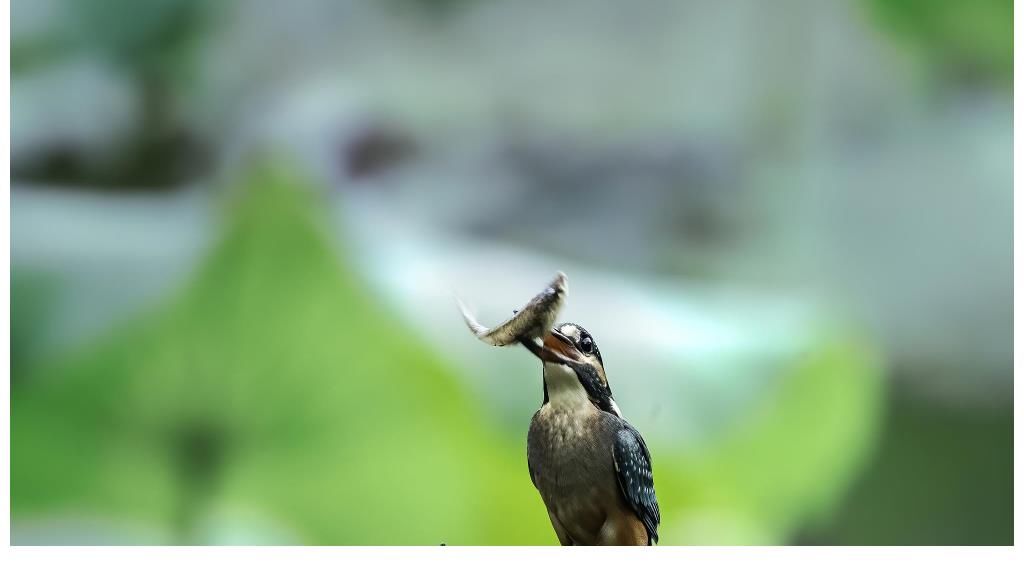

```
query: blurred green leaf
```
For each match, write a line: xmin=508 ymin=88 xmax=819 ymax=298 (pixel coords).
xmin=803 ymin=390 xmax=1012 ymax=545
xmin=65 ymin=0 xmax=211 ymax=77
xmin=12 ymin=160 xmax=552 ymax=544
xmin=654 ymin=330 xmax=884 ymax=544
xmin=865 ymin=0 xmax=1012 ymax=85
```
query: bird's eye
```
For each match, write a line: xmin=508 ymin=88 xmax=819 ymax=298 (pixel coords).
xmin=580 ymin=335 xmax=594 ymax=355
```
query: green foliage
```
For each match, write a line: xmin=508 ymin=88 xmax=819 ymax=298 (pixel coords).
xmin=811 ymin=392 xmax=1012 ymax=545
xmin=12 ymin=160 xmax=883 ymax=544
xmin=865 ymin=0 xmax=1012 ymax=85
xmin=12 ymin=0 xmax=213 ymax=81
xmin=10 ymin=270 xmax=60 ymax=380
xmin=65 ymin=0 xmax=212 ymax=79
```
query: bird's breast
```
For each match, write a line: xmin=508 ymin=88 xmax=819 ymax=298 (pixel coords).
xmin=528 ymin=405 xmax=622 ymax=541
xmin=530 ymin=403 xmax=604 ymax=459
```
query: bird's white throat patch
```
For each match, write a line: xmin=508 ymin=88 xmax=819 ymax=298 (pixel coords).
xmin=543 ymin=362 xmax=591 ymax=411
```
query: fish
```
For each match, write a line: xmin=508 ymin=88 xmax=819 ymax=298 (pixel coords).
xmin=458 ymin=272 xmax=568 ymax=346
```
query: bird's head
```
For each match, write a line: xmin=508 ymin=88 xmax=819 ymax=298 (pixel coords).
xmin=522 ymin=322 xmax=619 ymax=416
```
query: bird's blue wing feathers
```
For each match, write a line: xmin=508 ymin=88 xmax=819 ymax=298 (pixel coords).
xmin=612 ymin=426 xmax=660 ymax=544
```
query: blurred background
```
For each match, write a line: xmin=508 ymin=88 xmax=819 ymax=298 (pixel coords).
xmin=9 ymin=0 xmax=1011 ymax=545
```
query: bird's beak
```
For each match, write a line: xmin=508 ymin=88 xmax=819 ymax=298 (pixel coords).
xmin=543 ymin=329 xmax=580 ymax=361
xmin=521 ymin=328 xmax=579 ymax=364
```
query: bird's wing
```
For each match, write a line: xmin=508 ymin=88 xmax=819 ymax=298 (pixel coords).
xmin=612 ymin=425 xmax=661 ymax=544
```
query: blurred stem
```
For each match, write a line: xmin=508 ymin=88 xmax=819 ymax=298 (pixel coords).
xmin=171 ymin=420 xmax=226 ymax=544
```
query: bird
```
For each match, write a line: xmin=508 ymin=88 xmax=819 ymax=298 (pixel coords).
xmin=457 ymin=272 xmax=659 ymax=545
xmin=518 ymin=322 xmax=661 ymax=545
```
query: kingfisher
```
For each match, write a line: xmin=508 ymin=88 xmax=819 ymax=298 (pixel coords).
xmin=459 ymin=272 xmax=660 ymax=545
xmin=519 ymin=322 xmax=661 ymax=545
